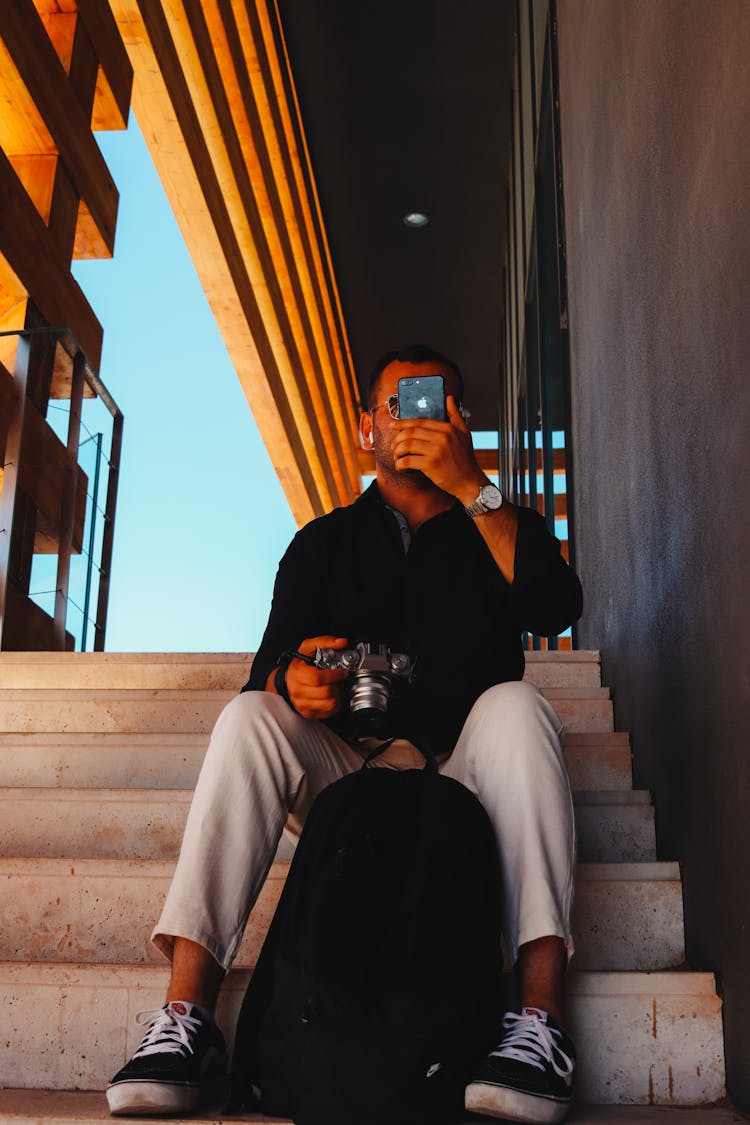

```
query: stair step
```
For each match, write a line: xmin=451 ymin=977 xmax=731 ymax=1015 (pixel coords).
xmin=574 ymin=791 xmax=656 ymax=862
xmin=0 ymin=731 xmax=632 ymax=790
xmin=0 ymin=963 xmax=725 ymax=1103
xmin=0 ymin=650 xmax=603 ymax=691
xmin=0 ymin=858 xmax=685 ymax=973
xmin=0 ymin=687 xmax=614 ymax=734
xmin=0 ymin=787 xmax=650 ymax=862
xmin=0 ymin=1093 xmax=742 ymax=1125
xmin=573 ymin=862 xmax=684 ymax=969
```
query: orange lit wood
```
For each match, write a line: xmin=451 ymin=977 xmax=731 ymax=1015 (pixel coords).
xmin=76 ymin=0 xmax=133 ymax=129
xmin=7 ymin=155 xmax=56 ymax=223
xmin=535 ymin=494 xmax=568 ymax=519
xmin=0 ymin=148 xmax=103 ymax=369
xmin=110 ymin=0 xmax=362 ymax=525
xmin=523 ymin=448 xmax=567 ymax=474
xmin=0 ymin=36 xmax=56 ymax=156
xmin=36 ymin=10 xmax=76 ymax=71
xmin=2 ymin=0 xmax=120 ymax=255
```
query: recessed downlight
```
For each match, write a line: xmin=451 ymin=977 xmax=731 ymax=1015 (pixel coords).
xmin=403 ymin=211 xmax=429 ymax=228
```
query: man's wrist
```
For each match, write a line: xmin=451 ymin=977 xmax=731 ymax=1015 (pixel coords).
xmin=455 ymin=471 xmax=491 ymax=508
xmin=464 ymin=479 xmax=504 ymax=517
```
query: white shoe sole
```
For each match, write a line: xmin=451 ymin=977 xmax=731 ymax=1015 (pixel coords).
xmin=465 ymin=1079 xmax=571 ymax=1124
xmin=106 ymin=1080 xmax=201 ymax=1116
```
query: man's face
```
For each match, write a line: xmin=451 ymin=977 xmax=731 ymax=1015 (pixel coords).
xmin=360 ymin=360 xmax=462 ymax=478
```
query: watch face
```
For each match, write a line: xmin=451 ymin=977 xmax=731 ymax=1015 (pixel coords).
xmin=480 ymin=484 xmax=503 ymax=510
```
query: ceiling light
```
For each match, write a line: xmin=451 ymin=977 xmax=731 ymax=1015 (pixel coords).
xmin=403 ymin=212 xmax=429 ymax=228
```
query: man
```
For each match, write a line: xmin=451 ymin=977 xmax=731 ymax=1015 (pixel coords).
xmin=107 ymin=345 xmax=582 ymax=1123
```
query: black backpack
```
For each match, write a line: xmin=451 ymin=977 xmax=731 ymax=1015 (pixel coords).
xmin=229 ymin=753 xmax=504 ymax=1125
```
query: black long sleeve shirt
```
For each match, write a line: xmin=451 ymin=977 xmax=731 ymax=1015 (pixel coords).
xmin=244 ymin=482 xmax=582 ymax=758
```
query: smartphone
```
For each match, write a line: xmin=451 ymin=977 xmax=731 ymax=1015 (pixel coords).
xmin=397 ymin=375 xmax=446 ymax=422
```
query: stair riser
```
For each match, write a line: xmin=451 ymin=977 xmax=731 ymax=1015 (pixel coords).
xmin=569 ymin=991 xmax=726 ymax=1104
xmin=0 ymin=795 xmax=652 ymax=862
xmin=576 ymin=805 xmax=656 ymax=862
xmin=0 ymin=967 xmax=725 ymax=1103
xmin=0 ymin=742 xmax=633 ymax=791
xmin=0 ymin=696 xmax=613 ymax=735
xmin=0 ymin=867 xmax=685 ymax=972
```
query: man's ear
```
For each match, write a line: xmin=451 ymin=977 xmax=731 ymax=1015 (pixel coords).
xmin=359 ymin=413 xmax=374 ymax=449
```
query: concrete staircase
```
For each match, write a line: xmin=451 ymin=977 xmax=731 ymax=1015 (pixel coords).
xmin=0 ymin=652 xmax=732 ymax=1121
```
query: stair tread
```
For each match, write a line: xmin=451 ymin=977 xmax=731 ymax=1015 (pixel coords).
xmin=0 ymin=650 xmax=601 ymax=663
xmin=0 ymin=856 xmax=681 ymax=879
xmin=0 ymin=960 xmax=718 ymax=990
xmin=0 ymin=786 xmax=645 ymax=802
xmin=0 ymin=1089 xmax=742 ymax=1124
xmin=0 ymin=685 xmax=611 ymax=699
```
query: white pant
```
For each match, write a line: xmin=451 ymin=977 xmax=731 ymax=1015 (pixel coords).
xmin=153 ymin=682 xmax=576 ymax=971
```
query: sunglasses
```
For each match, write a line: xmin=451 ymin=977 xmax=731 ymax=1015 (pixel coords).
xmin=369 ymin=393 xmax=471 ymax=422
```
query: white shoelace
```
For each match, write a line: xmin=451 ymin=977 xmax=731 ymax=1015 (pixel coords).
xmin=490 ymin=1011 xmax=574 ymax=1081
xmin=132 ymin=1006 xmax=203 ymax=1060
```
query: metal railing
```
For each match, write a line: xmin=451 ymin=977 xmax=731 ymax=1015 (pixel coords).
xmin=0 ymin=325 xmax=123 ymax=651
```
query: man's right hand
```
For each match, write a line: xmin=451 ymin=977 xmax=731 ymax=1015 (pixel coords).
xmin=265 ymin=635 xmax=350 ymax=720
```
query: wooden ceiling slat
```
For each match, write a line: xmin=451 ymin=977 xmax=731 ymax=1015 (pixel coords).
xmin=112 ymin=0 xmax=365 ymax=524
xmin=179 ymin=0 xmax=347 ymax=507
xmin=263 ymin=0 xmax=359 ymax=407
xmin=208 ymin=0 xmax=358 ymax=503
xmin=112 ymin=0 xmax=327 ymax=523
xmin=147 ymin=0 xmax=335 ymax=513
xmin=235 ymin=0 xmax=362 ymax=463
xmin=2 ymin=0 xmax=119 ymax=255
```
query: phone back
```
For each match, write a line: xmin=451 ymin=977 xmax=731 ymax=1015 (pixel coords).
xmin=397 ymin=375 xmax=446 ymax=421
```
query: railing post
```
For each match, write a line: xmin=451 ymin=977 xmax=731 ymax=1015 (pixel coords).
xmin=0 ymin=335 xmax=31 ymax=648
xmin=53 ymin=349 xmax=85 ymax=649
xmin=81 ymin=431 xmax=103 ymax=652
xmin=94 ymin=407 xmax=123 ymax=652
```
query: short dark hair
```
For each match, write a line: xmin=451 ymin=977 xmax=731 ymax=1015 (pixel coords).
xmin=365 ymin=344 xmax=464 ymax=408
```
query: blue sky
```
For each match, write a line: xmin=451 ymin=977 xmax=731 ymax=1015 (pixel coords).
xmin=71 ymin=118 xmax=297 ymax=652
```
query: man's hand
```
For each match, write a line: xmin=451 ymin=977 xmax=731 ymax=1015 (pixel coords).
xmin=266 ymin=635 xmax=350 ymax=720
xmin=391 ymin=395 xmax=485 ymax=504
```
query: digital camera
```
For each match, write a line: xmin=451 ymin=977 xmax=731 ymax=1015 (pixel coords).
xmin=313 ymin=641 xmax=414 ymax=726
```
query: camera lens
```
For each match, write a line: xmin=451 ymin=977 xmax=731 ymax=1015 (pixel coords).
xmin=348 ymin=671 xmax=391 ymax=721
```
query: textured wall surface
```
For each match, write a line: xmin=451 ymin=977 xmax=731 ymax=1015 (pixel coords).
xmin=557 ymin=0 xmax=750 ymax=1107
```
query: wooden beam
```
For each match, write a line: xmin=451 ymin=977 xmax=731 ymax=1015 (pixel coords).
xmin=111 ymin=0 xmax=364 ymax=525
xmin=177 ymin=0 xmax=346 ymax=507
xmin=7 ymin=155 xmax=56 ymax=224
xmin=36 ymin=10 xmax=76 ymax=72
xmin=2 ymin=0 xmax=120 ymax=254
xmin=226 ymin=0 xmax=362 ymax=478
xmin=0 ymin=148 xmax=103 ymax=369
xmin=75 ymin=0 xmax=134 ymax=130
xmin=20 ymin=392 xmax=88 ymax=555
xmin=1 ymin=578 xmax=74 ymax=650
xmin=0 ymin=36 xmax=56 ymax=156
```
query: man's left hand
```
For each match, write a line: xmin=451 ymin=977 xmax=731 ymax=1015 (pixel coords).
xmin=391 ymin=395 xmax=485 ymax=503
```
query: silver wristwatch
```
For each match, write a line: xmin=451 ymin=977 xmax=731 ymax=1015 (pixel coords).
xmin=464 ymin=482 xmax=504 ymax=517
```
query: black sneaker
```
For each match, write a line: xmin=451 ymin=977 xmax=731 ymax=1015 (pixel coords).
xmin=465 ymin=1007 xmax=575 ymax=1124
xmin=106 ymin=1001 xmax=227 ymax=1116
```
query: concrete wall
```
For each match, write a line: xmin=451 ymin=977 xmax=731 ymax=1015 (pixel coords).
xmin=556 ymin=0 xmax=750 ymax=1107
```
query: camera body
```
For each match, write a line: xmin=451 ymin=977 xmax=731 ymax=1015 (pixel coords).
xmin=314 ymin=641 xmax=414 ymax=726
